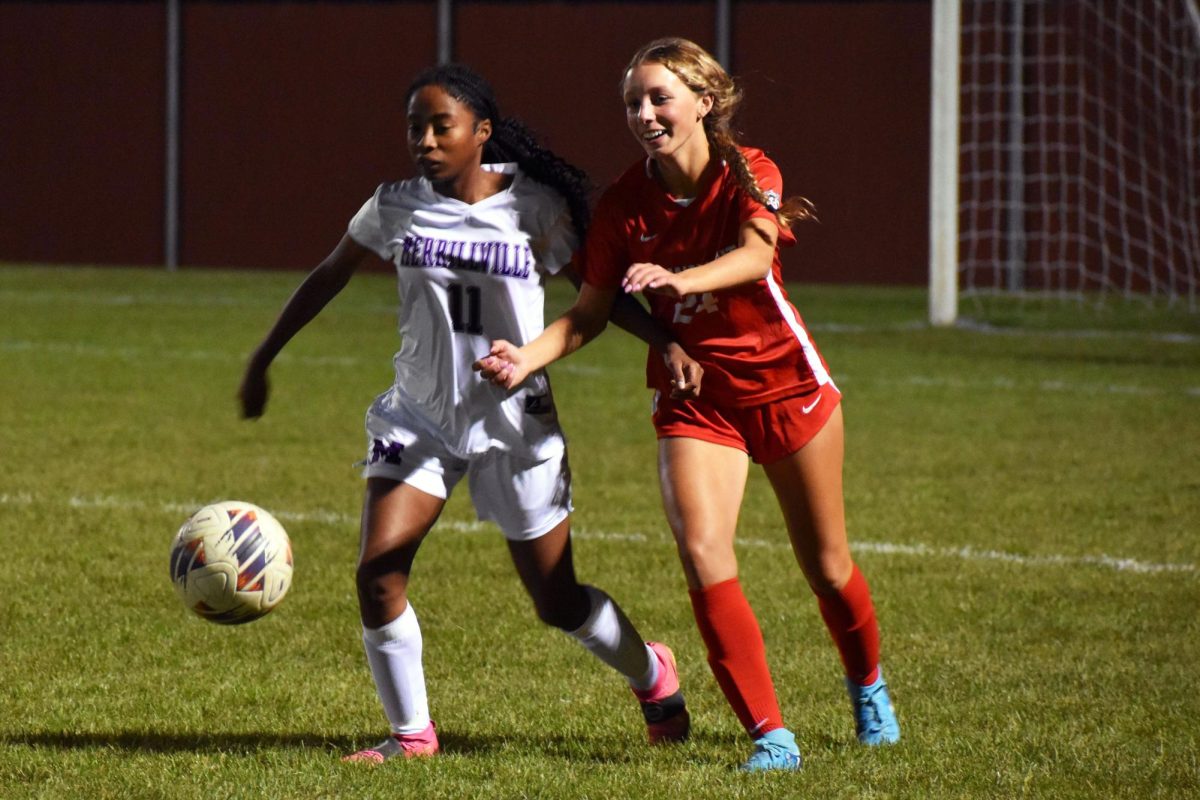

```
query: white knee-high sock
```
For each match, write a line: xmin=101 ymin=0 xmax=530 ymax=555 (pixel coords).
xmin=566 ymin=585 xmax=658 ymax=691
xmin=362 ymin=603 xmax=430 ymax=735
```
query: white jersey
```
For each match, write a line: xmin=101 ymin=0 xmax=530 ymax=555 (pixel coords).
xmin=347 ymin=163 xmax=577 ymax=459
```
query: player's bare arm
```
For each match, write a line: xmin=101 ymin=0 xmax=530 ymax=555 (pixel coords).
xmin=559 ymin=263 xmax=703 ymax=398
xmin=475 ymin=281 xmax=613 ymax=390
xmin=610 ymin=295 xmax=704 ymax=396
xmin=239 ymin=235 xmax=373 ymax=418
xmin=622 ymin=217 xmax=778 ymax=297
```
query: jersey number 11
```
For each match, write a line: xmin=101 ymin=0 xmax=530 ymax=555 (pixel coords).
xmin=448 ymin=283 xmax=483 ymax=334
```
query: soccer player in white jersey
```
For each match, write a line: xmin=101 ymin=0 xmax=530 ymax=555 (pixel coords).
xmin=238 ymin=64 xmax=699 ymax=762
xmin=476 ymin=39 xmax=900 ymax=771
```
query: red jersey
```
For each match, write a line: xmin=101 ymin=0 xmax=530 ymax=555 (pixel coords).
xmin=580 ymin=147 xmax=832 ymax=406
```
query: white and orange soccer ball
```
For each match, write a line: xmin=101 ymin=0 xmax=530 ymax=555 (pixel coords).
xmin=169 ymin=501 xmax=293 ymax=624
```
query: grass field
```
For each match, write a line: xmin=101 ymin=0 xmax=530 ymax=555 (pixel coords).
xmin=1 ymin=264 xmax=1197 ymax=799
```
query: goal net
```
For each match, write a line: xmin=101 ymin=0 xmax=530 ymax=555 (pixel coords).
xmin=939 ymin=0 xmax=1200 ymax=322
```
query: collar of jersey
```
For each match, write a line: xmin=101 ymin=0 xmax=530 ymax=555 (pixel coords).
xmin=642 ymin=156 xmax=726 ymax=208
xmin=421 ymin=161 xmax=521 ymax=207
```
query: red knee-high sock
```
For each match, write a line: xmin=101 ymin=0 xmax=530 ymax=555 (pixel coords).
xmin=688 ymin=578 xmax=784 ymax=737
xmin=816 ymin=562 xmax=881 ymax=685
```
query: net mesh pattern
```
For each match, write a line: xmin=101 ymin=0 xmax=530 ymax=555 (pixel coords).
xmin=958 ymin=1 xmax=1200 ymax=309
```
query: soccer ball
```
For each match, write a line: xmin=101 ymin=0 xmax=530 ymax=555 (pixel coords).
xmin=169 ymin=501 xmax=293 ymax=624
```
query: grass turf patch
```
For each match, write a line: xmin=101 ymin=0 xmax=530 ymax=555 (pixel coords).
xmin=1 ymin=265 xmax=1197 ymax=798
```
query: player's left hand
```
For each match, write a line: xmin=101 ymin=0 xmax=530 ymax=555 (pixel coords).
xmin=623 ymin=262 xmax=689 ymax=298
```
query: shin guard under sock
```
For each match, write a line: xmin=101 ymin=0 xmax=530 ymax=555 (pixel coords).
xmin=688 ymin=578 xmax=784 ymax=737
xmin=816 ymin=563 xmax=881 ymax=686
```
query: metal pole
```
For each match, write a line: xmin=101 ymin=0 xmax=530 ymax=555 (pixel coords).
xmin=165 ymin=0 xmax=181 ymax=271
xmin=929 ymin=0 xmax=960 ymax=326
xmin=715 ymin=0 xmax=732 ymax=70
xmin=437 ymin=0 xmax=453 ymax=65
xmin=1005 ymin=0 xmax=1025 ymax=292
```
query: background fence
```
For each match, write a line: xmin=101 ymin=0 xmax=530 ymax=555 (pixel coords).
xmin=0 ymin=1 xmax=932 ymax=283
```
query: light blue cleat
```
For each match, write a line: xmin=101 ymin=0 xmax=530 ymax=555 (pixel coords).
xmin=739 ymin=727 xmax=802 ymax=772
xmin=847 ymin=669 xmax=900 ymax=745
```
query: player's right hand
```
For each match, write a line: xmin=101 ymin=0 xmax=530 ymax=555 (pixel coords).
xmin=474 ymin=340 xmax=529 ymax=390
xmin=238 ymin=366 xmax=269 ymax=419
xmin=663 ymin=342 xmax=703 ymax=399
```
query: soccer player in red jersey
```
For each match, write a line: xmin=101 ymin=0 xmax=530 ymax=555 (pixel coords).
xmin=476 ymin=38 xmax=899 ymax=771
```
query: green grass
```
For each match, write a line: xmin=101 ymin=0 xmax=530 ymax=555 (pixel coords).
xmin=1 ymin=264 xmax=1198 ymax=798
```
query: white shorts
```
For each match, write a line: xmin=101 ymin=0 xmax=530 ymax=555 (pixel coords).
xmin=362 ymin=392 xmax=573 ymax=541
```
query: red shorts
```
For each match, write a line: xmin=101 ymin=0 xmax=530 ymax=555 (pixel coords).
xmin=651 ymin=381 xmax=842 ymax=464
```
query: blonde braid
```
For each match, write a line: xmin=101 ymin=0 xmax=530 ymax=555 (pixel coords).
xmin=707 ymin=124 xmax=818 ymax=228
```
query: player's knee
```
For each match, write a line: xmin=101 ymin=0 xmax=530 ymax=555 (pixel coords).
xmin=355 ymin=563 xmax=407 ymax=613
xmin=801 ymin=550 xmax=854 ymax=594
xmin=676 ymin=532 xmax=734 ymax=577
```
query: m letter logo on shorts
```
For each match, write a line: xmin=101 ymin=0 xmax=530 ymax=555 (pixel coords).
xmin=369 ymin=439 xmax=406 ymax=465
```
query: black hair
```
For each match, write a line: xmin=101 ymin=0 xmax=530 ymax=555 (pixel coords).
xmin=405 ymin=64 xmax=591 ymax=242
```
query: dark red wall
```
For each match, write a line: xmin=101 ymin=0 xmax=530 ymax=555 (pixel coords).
xmin=737 ymin=2 xmax=930 ymax=284
xmin=457 ymin=2 xmax=717 ymax=191
xmin=0 ymin=1 xmax=931 ymax=284
xmin=180 ymin=2 xmax=437 ymax=269
xmin=1 ymin=3 xmax=166 ymax=265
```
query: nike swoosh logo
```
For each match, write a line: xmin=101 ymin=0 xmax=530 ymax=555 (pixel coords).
xmin=801 ymin=396 xmax=822 ymax=414
xmin=639 ymin=232 xmax=657 ymax=241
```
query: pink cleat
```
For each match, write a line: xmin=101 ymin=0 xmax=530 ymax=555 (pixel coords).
xmin=342 ymin=721 xmax=439 ymax=763
xmin=632 ymin=642 xmax=690 ymax=744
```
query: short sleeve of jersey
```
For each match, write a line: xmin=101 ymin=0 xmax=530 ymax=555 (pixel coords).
xmin=530 ymin=192 xmax=578 ymax=276
xmin=578 ymin=189 xmax=630 ymax=290
xmin=740 ymin=150 xmax=797 ymax=248
xmin=347 ymin=184 xmax=392 ymax=259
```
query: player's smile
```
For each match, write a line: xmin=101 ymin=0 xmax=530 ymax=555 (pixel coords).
xmin=623 ymin=62 xmax=711 ymax=161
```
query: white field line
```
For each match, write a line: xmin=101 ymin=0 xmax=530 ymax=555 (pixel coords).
xmin=5 ymin=284 xmax=1197 ymax=343
xmin=0 ymin=492 xmax=1193 ymax=577
xmin=953 ymin=318 xmax=1200 ymax=344
xmin=4 ymin=338 xmax=1198 ymax=397
xmin=0 ymin=340 xmax=361 ymax=368
xmin=893 ymin=373 xmax=1200 ymax=398
xmin=0 ymin=340 xmax=608 ymax=377
xmin=0 ymin=288 xmax=396 ymax=316
xmin=0 ymin=289 xmax=262 ymax=308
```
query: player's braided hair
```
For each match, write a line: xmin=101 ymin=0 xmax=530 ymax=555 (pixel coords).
xmin=404 ymin=64 xmax=591 ymax=242
xmin=623 ymin=38 xmax=817 ymax=229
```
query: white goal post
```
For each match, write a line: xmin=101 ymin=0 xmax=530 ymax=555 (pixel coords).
xmin=929 ymin=0 xmax=1200 ymax=325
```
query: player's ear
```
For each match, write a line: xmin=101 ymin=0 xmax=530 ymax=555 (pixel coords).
xmin=697 ymin=94 xmax=714 ymax=120
xmin=474 ymin=117 xmax=492 ymax=143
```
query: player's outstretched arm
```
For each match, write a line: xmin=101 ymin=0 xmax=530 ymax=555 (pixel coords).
xmin=239 ymin=235 xmax=372 ymax=418
xmin=561 ymin=263 xmax=702 ymax=398
xmin=475 ymin=281 xmax=614 ymax=391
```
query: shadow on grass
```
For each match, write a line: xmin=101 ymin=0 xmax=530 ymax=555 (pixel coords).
xmin=440 ymin=728 xmax=849 ymax=764
xmin=2 ymin=727 xmax=845 ymax=765
xmin=0 ymin=731 xmax=356 ymax=754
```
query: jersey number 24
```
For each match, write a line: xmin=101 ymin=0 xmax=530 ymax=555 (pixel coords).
xmin=672 ymin=292 xmax=718 ymax=324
